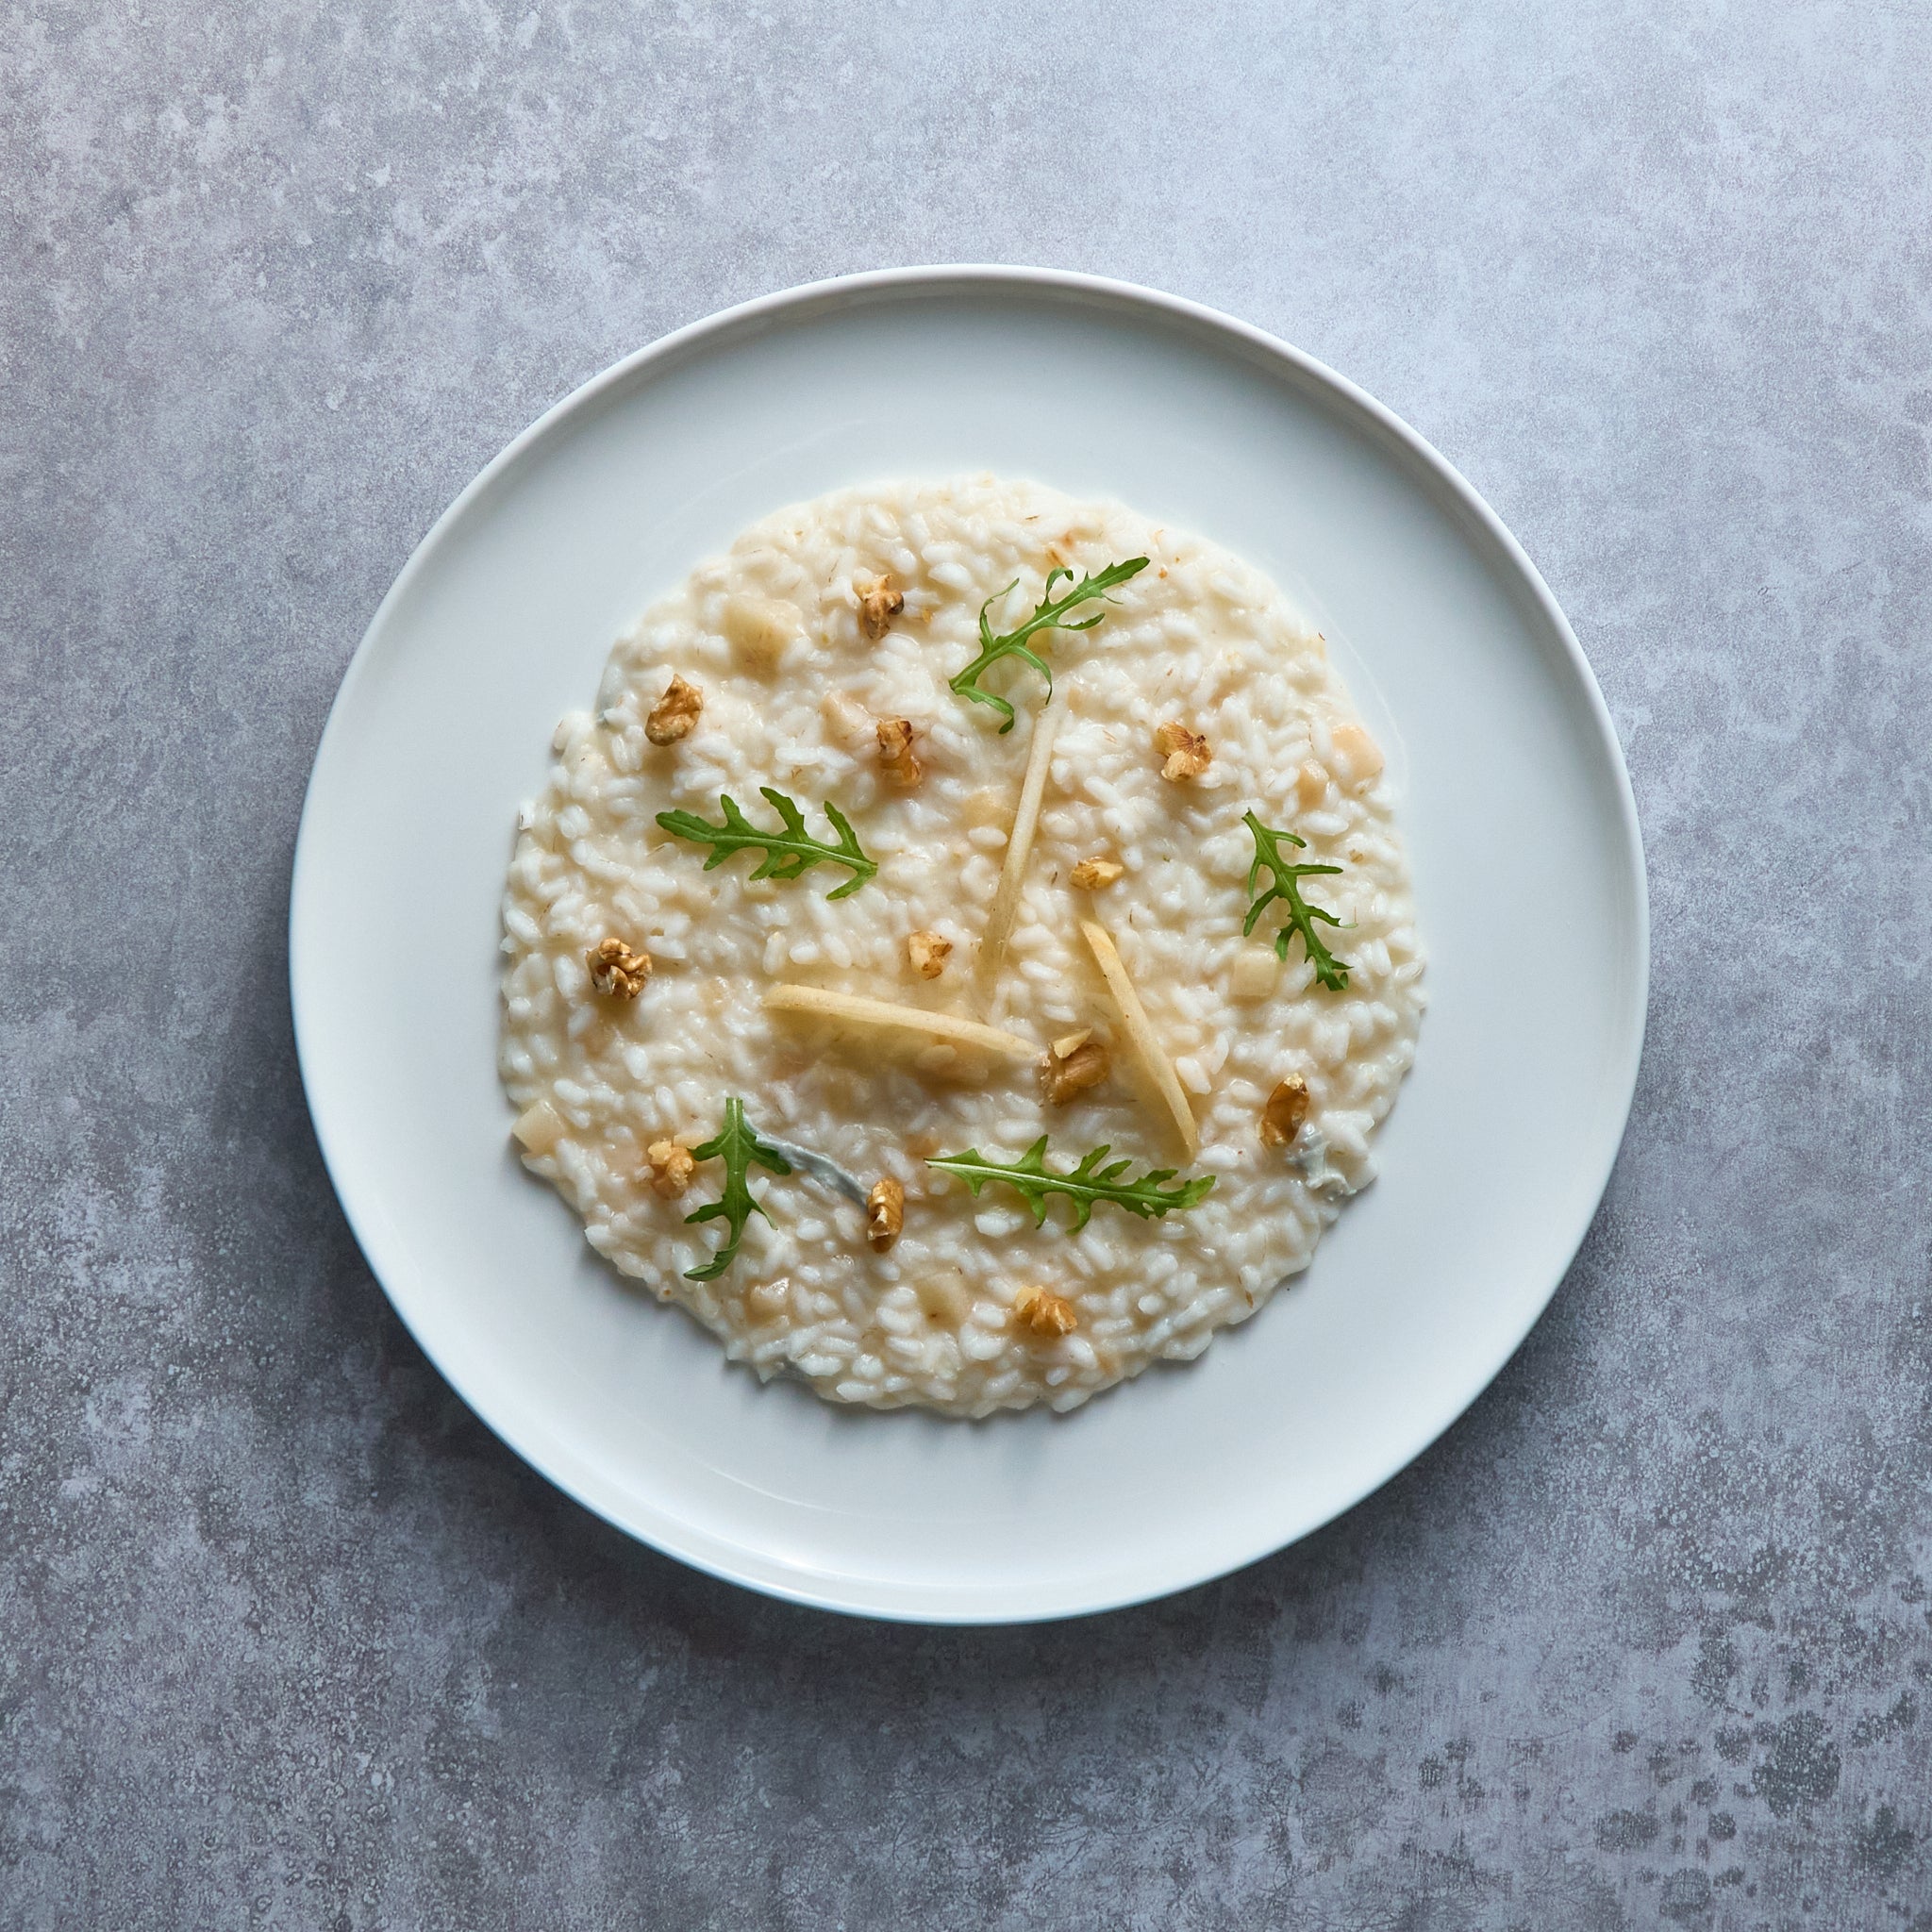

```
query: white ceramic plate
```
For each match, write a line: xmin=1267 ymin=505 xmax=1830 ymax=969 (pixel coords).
xmin=291 ymin=267 xmax=1646 ymax=1623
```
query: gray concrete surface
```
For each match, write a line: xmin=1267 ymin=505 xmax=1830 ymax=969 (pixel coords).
xmin=4 ymin=2 xmax=1929 ymax=1924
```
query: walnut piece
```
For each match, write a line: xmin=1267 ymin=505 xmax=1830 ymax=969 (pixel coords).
xmin=875 ymin=716 xmax=923 ymax=789
xmin=587 ymin=936 xmax=651 ymax=999
xmin=1040 ymin=1038 xmax=1110 ymax=1106
xmin=1069 ymin=855 xmax=1124 ymax=891
xmin=866 ymin=1175 xmax=905 ymax=1251
xmin=1155 ymin=720 xmax=1212 ymax=782
xmin=1013 ymin=1287 xmax=1077 ymax=1339
xmin=1259 ymin=1076 xmax=1311 ymax=1149
xmin=856 ymin=574 xmax=906 ymax=641
xmin=646 ymin=1140 xmax=696 ymax=1196
xmin=644 ymin=674 xmax=704 ymax=746
xmin=907 ymin=930 xmax=952 ymax=979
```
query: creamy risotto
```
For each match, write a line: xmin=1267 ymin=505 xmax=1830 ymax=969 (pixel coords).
xmin=498 ymin=477 xmax=1424 ymax=1415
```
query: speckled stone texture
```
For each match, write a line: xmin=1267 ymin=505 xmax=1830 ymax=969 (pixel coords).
xmin=4 ymin=2 xmax=1929 ymax=1925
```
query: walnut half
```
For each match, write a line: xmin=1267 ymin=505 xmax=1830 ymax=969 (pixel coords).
xmin=1013 ymin=1287 xmax=1077 ymax=1339
xmin=1040 ymin=1037 xmax=1110 ymax=1106
xmin=1155 ymin=720 xmax=1212 ymax=782
xmin=587 ymin=936 xmax=651 ymax=999
xmin=1259 ymin=1076 xmax=1311 ymax=1149
xmin=645 ymin=674 xmax=704 ymax=746
xmin=857 ymin=574 xmax=905 ymax=641
xmin=907 ymin=930 xmax=952 ymax=979
xmin=646 ymin=1141 xmax=696 ymax=1196
xmin=876 ymin=716 xmax=923 ymax=789
xmin=867 ymin=1175 xmax=905 ymax=1252
xmin=1069 ymin=855 xmax=1124 ymax=891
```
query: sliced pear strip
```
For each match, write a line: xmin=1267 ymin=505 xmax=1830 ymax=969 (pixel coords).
xmin=976 ymin=684 xmax=1069 ymax=995
xmin=763 ymin=983 xmax=1035 ymax=1060
xmin=1078 ymin=919 xmax=1200 ymax=1159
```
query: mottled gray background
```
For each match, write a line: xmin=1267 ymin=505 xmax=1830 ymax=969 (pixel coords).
xmin=4 ymin=1 xmax=1929 ymax=1925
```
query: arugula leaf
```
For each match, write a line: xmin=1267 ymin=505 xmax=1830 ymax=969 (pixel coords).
xmin=950 ymin=558 xmax=1150 ymax=732
xmin=683 ymin=1096 xmax=793 ymax=1282
xmin=1241 ymin=809 xmax=1350 ymax=991
xmin=656 ymin=786 xmax=877 ymax=900
xmin=926 ymin=1135 xmax=1214 ymax=1233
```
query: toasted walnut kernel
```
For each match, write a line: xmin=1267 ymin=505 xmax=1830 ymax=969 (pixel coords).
xmin=645 ymin=674 xmax=704 ymax=746
xmin=1040 ymin=1039 xmax=1110 ymax=1106
xmin=587 ymin=936 xmax=651 ymax=999
xmin=646 ymin=1140 xmax=696 ymax=1196
xmin=1260 ymin=1076 xmax=1311 ymax=1149
xmin=1155 ymin=721 xmax=1212 ymax=782
xmin=876 ymin=716 xmax=924 ymax=789
xmin=1069 ymin=855 xmax=1124 ymax=891
xmin=1014 ymin=1288 xmax=1077 ymax=1339
xmin=907 ymin=930 xmax=952 ymax=979
xmin=866 ymin=1175 xmax=906 ymax=1252
xmin=856 ymin=574 xmax=906 ymax=641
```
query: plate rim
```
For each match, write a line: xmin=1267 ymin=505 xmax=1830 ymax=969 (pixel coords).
xmin=290 ymin=263 xmax=1650 ymax=1623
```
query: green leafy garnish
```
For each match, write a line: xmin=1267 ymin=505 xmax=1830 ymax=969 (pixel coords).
xmin=926 ymin=1136 xmax=1214 ymax=1232
xmin=656 ymin=786 xmax=877 ymax=900
xmin=950 ymin=558 xmax=1150 ymax=732
xmin=683 ymin=1097 xmax=793 ymax=1281
xmin=1241 ymin=809 xmax=1350 ymax=991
